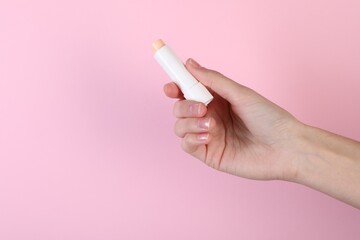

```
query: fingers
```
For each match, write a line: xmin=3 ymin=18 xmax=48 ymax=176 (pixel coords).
xmin=181 ymin=133 xmax=210 ymax=154
xmin=174 ymin=117 xmax=215 ymax=138
xmin=164 ymin=58 xmax=256 ymax=105
xmin=164 ymin=83 xmax=213 ymax=156
xmin=173 ymin=100 xmax=207 ymax=118
xmin=185 ymin=58 xmax=253 ymax=104
xmin=171 ymin=100 xmax=214 ymax=157
xmin=163 ymin=82 xmax=183 ymax=99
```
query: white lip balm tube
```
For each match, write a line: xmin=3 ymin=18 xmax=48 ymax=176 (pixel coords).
xmin=152 ymin=39 xmax=213 ymax=105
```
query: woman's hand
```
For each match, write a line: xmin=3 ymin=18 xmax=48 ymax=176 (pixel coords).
xmin=164 ymin=58 xmax=360 ymax=209
xmin=164 ymin=59 xmax=303 ymax=181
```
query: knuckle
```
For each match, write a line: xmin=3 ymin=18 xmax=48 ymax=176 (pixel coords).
xmin=174 ymin=119 xmax=184 ymax=137
xmin=173 ymin=100 xmax=185 ymax=117
xmin=208 ymin=117 xmax=216 ymax=131
xmin=172 ymin=101 xmax=180 ymax=117
xmin=181 ymin=135 xmax=192 ymax=153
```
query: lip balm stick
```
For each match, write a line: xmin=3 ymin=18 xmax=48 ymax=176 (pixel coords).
xmin=152 ymin=39 xmax=213 ymax=105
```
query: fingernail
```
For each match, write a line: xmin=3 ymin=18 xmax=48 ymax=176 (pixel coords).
xmin=198 ymin=118 xmax=211 ymax=130
xmin=189 ymin=103 xmax=201 ymax=116
xmin=197 ymin=133 xmax=209 ymax=142
xmin=189 ymin=58 xmax=201 ymax=68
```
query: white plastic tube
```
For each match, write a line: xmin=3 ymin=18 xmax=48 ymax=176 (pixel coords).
xmin=153 ymin=39 xmax=213 ymax=105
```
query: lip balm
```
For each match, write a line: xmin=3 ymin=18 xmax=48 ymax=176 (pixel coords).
xmin=152 ymin=39 xmax=213 ymax=105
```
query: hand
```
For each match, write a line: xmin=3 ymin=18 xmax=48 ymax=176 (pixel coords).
xmin=164 ymin=58 xmax=303 ymax=181
xmin=164 ymin=58 xmax=360 ymax=208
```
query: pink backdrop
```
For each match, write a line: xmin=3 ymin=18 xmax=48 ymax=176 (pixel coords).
xmin=1 ymin=0 xmax=360 ymax=239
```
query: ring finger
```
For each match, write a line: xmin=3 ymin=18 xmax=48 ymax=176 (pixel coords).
xmin=174 ymin=117 xmax=215 ymax=138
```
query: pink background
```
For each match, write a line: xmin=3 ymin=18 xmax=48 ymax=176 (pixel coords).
xmin=1 ymin=0 xmax=360 ymax=239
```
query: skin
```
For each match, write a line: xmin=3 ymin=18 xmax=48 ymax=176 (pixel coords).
xmin=163 ymin=58 xmax=360 ymax=209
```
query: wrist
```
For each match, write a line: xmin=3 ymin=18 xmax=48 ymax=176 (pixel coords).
xmin=280 ymin=121 xmax=310 ymax=183
xmin=290 ymin=123 xmax=321 ymax=184
xmin=289 ymin=123 xmax=360 ymax=208
xmin=293 ymin=124 xmax=351 ymax=184
xmin=290 ymin=123 xmax=340 ymax=185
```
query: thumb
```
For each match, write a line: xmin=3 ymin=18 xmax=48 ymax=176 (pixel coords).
xmin=185 ymin=58 xmax=248 ymax=104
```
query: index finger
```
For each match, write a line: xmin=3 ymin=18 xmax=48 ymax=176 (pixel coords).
xmin=163 ymin=82 xmax=184 ymax=99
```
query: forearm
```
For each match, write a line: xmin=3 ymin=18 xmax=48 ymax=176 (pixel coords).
xmin=294 ymin=124 xmax=360 ymax=209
